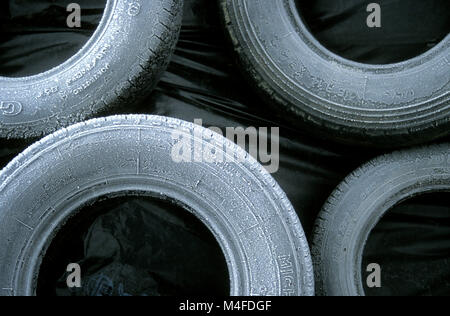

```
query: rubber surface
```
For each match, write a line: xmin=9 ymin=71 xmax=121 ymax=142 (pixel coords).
xmin=312 ymin=144 xmax=450 ymax=296
xmin=0 ymin=115 xmax=314 ymax=296
xmin=220 ymin=0 xmax=450 ymax=147
xmin=0 ymin=0 xmax=183 ymax=139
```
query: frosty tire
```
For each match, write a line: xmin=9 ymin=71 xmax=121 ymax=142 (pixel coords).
xmin=0 ymin=115 xmax=314 ymax=296
xmin=220 ymin=0 xmax=450 ymax=147
xmin=0 ymin=0 xmax=183 ymax=139
xmin=312 ymin=144 xmax=450 ymax=296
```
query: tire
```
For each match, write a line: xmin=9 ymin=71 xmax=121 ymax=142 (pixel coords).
xmin=220 ymin=0 xmax=450 ymax=147
xmin=0 ymin=0 xmax=183 ymax=139
xmin=312 ymin=144 xmax=450 ymax=296
xmin=0 ymin=115 xmax=314 ymax=296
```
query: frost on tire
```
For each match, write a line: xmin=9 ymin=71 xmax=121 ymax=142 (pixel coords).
xmin=0 ymin=115 xmax=314 ymax=296
xmin=220 ymin=0 xmax=450 ymax=147
xmin=312 ymin=144 xmax=450 ymax=296
xmin=0 ymin=0 xmax=183 ymax=139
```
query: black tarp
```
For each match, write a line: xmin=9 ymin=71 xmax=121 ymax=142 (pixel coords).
xmin=0 ymin=0 xmax=449 ymax=296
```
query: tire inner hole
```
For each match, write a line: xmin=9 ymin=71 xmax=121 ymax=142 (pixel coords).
xmin=296 ymin=0 xmax=450 ymax=65
xmin=37 ymin=194 xmax=230 ymax=296
xmin=0 ymin=0 xmax=106 ymax=77
xmin=362 ymin=192 xmax=450 ymax=296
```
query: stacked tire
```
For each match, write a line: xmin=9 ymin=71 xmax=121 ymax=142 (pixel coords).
xmin=0 ymin=0 xmax=449 ymax=297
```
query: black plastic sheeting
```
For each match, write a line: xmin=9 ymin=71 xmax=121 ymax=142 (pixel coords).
xmin=37 ymin=196 xmax=230 ymax=296
xmin=0 ymin=0 xmax=449 ymax=296
xmin=298 ymin=0 xmax=450 ymax=64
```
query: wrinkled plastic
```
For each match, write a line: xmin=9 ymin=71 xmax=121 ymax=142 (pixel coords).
xmin=0 ymin=0 xmax=449 ymax=296
xmin=37 ymin=196 xmax=229 ymax=296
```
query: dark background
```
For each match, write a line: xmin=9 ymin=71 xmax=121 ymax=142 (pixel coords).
xmin=0 ymin=0 xmax=449 ymax=296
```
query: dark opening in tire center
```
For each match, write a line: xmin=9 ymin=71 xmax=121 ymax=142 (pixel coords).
xmin=296 ymin=0 xmax=450 ymax=65
xmin=0 ymin=0 xmax=106 ymax=77
xmin=37 ymin=194 xmax=230 ymax=296
xmin=362 ymin=192 xmax=450 ymax=296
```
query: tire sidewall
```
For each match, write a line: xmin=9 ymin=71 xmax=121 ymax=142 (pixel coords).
xmin=0 ymin=0 xmax=183 ymax=139
xmin=223 ymin=0 xmax=450 ymax=145
xmin=0 ymin=115 xmax=314 ymax=296
xmin=312 ymin=145 xmax=450 ymax=296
